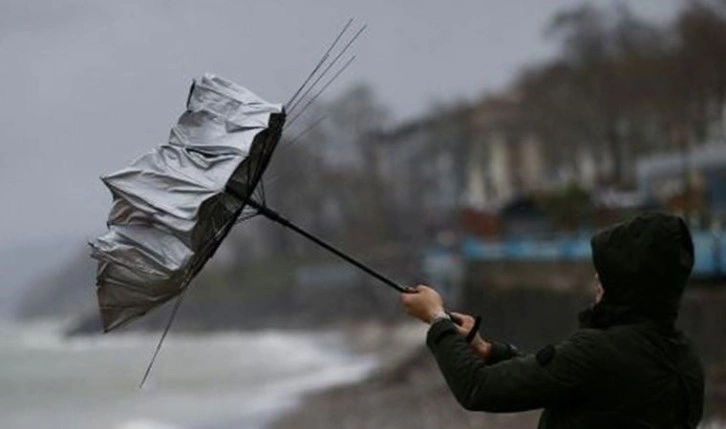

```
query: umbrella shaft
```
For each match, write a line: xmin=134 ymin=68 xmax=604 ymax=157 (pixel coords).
xmin=247 ymin=199 xmax=408 ymax=293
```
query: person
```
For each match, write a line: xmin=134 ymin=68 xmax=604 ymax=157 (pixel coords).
xmin=401 ymin=212 xmax=704 ymax=428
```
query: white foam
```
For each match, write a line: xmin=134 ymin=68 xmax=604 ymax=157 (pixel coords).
xmin=0 ymin=323 xmax=381 ymax=429
xmin=115 ymin=419 xmax=184 ymax=429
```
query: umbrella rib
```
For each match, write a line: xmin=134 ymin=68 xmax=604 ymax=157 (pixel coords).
xmin=286 ymin=24 xmax=367 ymax=116
xmin=138 ymin=195 xmax=244 ymax=386
xmin=248 ymin=109 xmax=286 ymax=208
xmin=252 ymin=173 xmax=282 ymax=198
xmin=255 ymin=177 xmax=266 ymax=203
xmin=285 ymin=18 xmax=354 ymax=108
xmin=139 ymin=286 xmax=189 ymax=388
xmin=234 ymin=210 xmax=260 ymax=224
xmin=287 ymin=55 xmax=356 ymax=128
xmin=287 ymin=115 xmax=327 ymax=146
xmin=272 ymin=115 xmax=325 ymax=168
xmin=139 ymin=179 xmax=258 ymax=386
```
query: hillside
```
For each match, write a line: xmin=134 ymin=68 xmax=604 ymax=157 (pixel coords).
xmin=17 ymin=243 xmax=409 ymax=335
xmin=15 ymin=248 xmax=96 ymax=320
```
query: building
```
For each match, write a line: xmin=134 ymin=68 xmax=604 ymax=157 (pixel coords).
xmin=637 ymin=141 xmax=726 ymax=219
xmin=464 ymin=94 xmax=545 ymax=210
xmin=372 ymin=106 xmax=472 ymax=238
xmin=372 ymin=91 xmax=607 ymax=237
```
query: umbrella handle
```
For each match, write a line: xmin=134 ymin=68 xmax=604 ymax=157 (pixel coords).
xmin=245 ymin=200 xmax=465 ymax=326
xmin=247 ymin=199 xmax=412 ymax=294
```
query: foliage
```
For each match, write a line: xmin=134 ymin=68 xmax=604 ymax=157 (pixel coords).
xmin=517 ymin=2 xmax=726 ymax=186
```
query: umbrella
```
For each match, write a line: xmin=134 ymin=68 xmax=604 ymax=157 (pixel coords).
xmin=90 ymin=73 xmax=286 ymax=333
xmin=91 ymin=73 xmax=406 ymax=331
xmin=90 ymin=21 xmax=411 ymax=385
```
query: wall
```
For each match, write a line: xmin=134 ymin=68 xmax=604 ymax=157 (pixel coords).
xmin=461 ymin=259 xmax=726 ymax=364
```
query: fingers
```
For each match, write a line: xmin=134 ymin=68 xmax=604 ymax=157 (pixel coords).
xmin=399 ymin=290 xmax=422 ymax=316
xmin=450 ymin=312 xmax=474 ymax=327
xmin=400 ymin=299 xmax=415 ymax=319
xmin=400 ymin=285 xmax=431 ymax=304
xmin=454 ymin=324 xmax=468 ymax=336
xmin=399 ymin=292 xmax=414 ymax=310
xmin=399 ymin=284 xmax=446 ymax=324
xmin=447 ymin=312 xmax=463 ymax=325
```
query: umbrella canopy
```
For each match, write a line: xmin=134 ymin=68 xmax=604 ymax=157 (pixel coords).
xmin=90 ymin=73 xmax=285 ymax=332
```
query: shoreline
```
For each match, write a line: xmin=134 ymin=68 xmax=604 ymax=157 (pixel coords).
xmin=269 ymin=322 xmax=726 ymax=429
xmin=0 ymin=320 xmax=387 ymax=429
xmin=267 ymin=321 xmax=542 ymax=429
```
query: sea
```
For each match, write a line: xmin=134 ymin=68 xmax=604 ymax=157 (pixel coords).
xmin=0 ymin=320 xmax=378 ymax=429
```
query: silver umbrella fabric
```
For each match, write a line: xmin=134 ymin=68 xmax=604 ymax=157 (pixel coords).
xmin=90 ymin=73 xmax=285 ymax=332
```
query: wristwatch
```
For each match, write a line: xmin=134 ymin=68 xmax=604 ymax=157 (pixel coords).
xmin=430 ymin=310 xmax=451 ymax=325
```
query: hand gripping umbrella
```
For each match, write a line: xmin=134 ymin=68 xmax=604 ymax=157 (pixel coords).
xmin=90 ymin=75 xmax=410 ymax=384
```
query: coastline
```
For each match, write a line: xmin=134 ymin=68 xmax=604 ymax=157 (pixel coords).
xmin=269 ymin=321 xmax=726 ymax=429
xmin=268 ymin=321 xmax=542 ymax=429
xmin=0 ymin=321 xmax=381 ymax=429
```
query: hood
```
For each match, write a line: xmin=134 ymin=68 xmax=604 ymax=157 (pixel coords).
xmin=582 ymin=212 xmax=694 ymax=328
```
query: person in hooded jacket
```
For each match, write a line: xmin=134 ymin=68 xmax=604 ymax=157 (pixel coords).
xmin=401 ymin=212 xmax=704 ymax=428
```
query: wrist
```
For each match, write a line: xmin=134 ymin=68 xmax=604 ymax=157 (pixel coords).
xmin=427 ymin=308 xmax=448 ymax=324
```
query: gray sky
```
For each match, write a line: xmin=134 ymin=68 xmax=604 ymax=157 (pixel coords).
xmin=0 ymin=0 xmax=680 ymax=248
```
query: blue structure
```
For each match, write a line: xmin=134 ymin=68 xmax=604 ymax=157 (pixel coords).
xmin=462 ymin=231 xmax=725 ymax=279
xmin=637 ymin=142 xmax=726 ymax=218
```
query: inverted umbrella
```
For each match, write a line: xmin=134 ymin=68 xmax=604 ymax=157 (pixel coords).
xmin=91 ymin=72 xmax=407 ymax=330
xmin=91 ymin=72 xmax=410 ymax=384
xmin=91 ymin=22 xmax=418 ymax=385
xmin=90 ymin=73 xmax=287 ymax=332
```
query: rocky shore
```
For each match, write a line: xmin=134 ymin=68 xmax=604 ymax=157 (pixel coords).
xmin=269 ymin=321 xmax=542 ymax=429
xmin=270 ymin=321 xmax=726 ymax=429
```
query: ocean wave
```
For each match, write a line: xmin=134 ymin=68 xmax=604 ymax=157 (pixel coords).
xmin=116 ymin=419 xmax=185 ymax=429
xmin=0 ymin=321 xmax=381 ymax=429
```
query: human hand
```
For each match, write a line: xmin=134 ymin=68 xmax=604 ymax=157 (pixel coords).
xmin=399 ymin=285 xmax=444 ymax=324
xmin=450 ymin=312 xmax=491 ymax=359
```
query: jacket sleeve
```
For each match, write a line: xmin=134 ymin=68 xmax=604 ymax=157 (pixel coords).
xmin=427 ymin=319 xmax=603 ymax=413
xmin=486 ymin=339 xmax=521 ymax=365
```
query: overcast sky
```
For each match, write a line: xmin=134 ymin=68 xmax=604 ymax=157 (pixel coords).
xmin=0 ymin=0 xmax=681 ymax=249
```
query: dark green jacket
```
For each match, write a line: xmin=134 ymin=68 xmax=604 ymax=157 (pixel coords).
xmin=428 ymin=213 xmax=705 ymax=428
